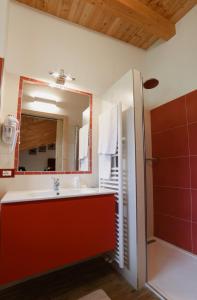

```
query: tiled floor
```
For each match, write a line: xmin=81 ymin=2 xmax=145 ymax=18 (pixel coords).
xmin=148 ymin=238 xmax=197 ymax=300
xmin=0 ymin=258 xmax=157 ymax=300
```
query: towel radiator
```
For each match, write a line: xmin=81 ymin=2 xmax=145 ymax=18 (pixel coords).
xmin=99 ymin=103 xmax=124 ymax=268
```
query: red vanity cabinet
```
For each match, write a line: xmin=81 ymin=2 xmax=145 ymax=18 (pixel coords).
xmin=0 ymin=194 xmax=115 ymax=285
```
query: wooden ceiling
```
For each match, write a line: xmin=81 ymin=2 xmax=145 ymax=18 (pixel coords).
xmin=20 ymin=114 xmax=57 ymax=150
xmin=16 ymin=0 xmax=196 ymax=49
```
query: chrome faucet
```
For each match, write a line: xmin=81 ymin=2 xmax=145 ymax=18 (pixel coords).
xmin=52 ymin=177 xmax=60 ymax=193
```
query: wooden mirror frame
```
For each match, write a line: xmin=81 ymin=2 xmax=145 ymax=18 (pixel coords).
xmin=15 ymin=76 xmax=93 ymax=175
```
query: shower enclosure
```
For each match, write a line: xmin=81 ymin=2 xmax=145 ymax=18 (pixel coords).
xmin=144 ymin=89 xmax=197 ymax=300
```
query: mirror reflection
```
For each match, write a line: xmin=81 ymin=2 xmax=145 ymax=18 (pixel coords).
xmin=0 ymin=58 xmax=3 ymax=107
xmin=17 ymin=78 xmax=91 ymax=173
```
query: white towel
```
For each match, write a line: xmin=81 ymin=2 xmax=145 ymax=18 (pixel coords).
xmin=80 ymin=157 xmax=89 ymax=171
xmin=98 ymin=105 xmax=118 ymax=155
xmin=98 ymin=105 xmax=118 ymax=179
xmin=79 ymin=124 xmax=89 ymax=160
xmin=99 ymin=155 xmax=111 ymax=179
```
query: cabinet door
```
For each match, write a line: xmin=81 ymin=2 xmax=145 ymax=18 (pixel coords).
xmin=0 ymin=195 xmax=115 ymax=285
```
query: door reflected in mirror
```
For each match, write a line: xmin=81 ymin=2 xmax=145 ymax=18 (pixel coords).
xmin=16 ymin=77 xmax=92 ymax=173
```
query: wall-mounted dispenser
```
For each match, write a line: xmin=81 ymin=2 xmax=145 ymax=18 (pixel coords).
xmin=2 ymin=115 xmax=19 ymax=152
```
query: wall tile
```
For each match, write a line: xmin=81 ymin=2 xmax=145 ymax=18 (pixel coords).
xmin=192 ymin=189 xmax=197 ymax=222
xmin=153 ymin=157 xmax=190 ymax=188
xmin=192 ymin=223 xmax=197 ymax=254
xmin=151 ymin=96 xmax=187 ymax=133
xmin=190 ymin=157 xmax=197 ymax=189
xmin=151 ymin=90 xmax=197 ymax=254
xmin=154 ymin=187 xmax=191 ymax=221
xmin=152 ymin=126 xmax=189 ymax=158
xmin=154 ymin=213 xmax=192 ymax=252
xmin=188 ymin=123 xmax=197 ymax=155
xmin=186 ymin=90 xmax=197 ymax=123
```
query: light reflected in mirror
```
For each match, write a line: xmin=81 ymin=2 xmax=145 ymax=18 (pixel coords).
xmin=16 ymin=77 xmax=92 ymax=173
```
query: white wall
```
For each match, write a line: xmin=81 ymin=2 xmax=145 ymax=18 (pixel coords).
xmin=0 ymin=0 xmax=9 ymax=57
xmin=0 ymin=72 xmax=19 ymax=168
xmin=0 ymin=1 xmax=145 ymax=196
xmin=144 ymin=6 xmax=197 ymax=109
xmin=144 ymin=110 xmax=154 ymax=239
xmin=99 ymin=69 xmax=146 ymax=288
xmin=0 ymin=0 xmax=9 ymax=114
xmin=6 ymin=1 xmax=145 ymax=96
xmin=133 ymin=70 xmax=146 ymax=288
xmin=99 ymin=70 xmax=138 ymax=288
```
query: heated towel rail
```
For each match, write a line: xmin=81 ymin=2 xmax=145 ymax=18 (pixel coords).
xmin=99 ymin=103 xmax=124 ymax=268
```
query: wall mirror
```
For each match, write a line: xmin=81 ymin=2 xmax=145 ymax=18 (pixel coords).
xmin=15 ymin=77 xmax=92 ymax=174
xmin=0 ymin=58 xmax=4 ymax=107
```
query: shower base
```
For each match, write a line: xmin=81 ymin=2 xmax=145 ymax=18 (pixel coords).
xmin=147 ymin=238 xmax=197 ymax=300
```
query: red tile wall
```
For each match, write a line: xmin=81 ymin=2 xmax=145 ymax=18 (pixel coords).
xmin=151 ymin=90 xmax=197 ymax=254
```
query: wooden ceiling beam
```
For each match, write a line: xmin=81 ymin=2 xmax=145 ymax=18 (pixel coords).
xmin=170 ymin=0 xmax=197 ymax=23
xmin=86 ymin=0 xmax=176 ymax=40
xmin=15 ymin=0 xmax=195 ymax=49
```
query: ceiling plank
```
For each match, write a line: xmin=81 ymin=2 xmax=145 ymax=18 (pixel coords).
xmin=86 ymin=0 xmax=176 ymax=40
xmin=20 ymin=115 xmax=57 ymax=151
xmin=15 ymin=0 xmax=195 ymax=49
xmin=170 ymin=0 xmax=197 ymax=23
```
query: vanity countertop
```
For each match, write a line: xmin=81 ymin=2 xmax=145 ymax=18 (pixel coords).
xmin=1 ymin=188 xmax=116 ymax=204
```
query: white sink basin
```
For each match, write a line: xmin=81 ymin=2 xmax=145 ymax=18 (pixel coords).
xmin=1 ymin=188 xmax=116 ymax=204
xmin=27 ymin=188 xmax=106 ymax=197
xmin=27 ymin=189 xmax=80 ymax=198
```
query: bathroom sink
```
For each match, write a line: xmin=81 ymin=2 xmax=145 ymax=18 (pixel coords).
xmin=79 ymin=188 xmax=101 ymax=193
xmin=1 ymin=188 xmax=116 ymax=204
xmin=27 ymin=189 xmax=80 ymax=198
xmin=28 ymin=191 xmax=60 ymax=198
xmin=27 ymin=188 xmax=98 ymax=198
